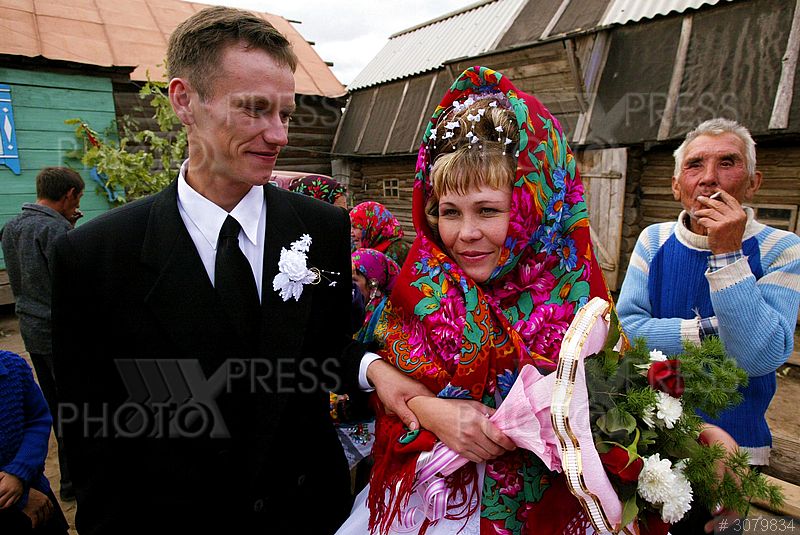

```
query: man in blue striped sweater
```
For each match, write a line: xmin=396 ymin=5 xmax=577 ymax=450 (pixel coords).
xmin=618 ymin=118 xmax=800 ymax=466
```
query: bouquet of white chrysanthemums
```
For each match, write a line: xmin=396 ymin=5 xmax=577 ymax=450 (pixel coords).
xmin=585 ymin=327 xmax=783 ymax=534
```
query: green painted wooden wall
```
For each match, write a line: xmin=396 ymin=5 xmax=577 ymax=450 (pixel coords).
xmin=0 ymin=67 xmax=118 ymax=269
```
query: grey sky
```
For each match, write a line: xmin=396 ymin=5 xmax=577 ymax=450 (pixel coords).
xmin=197 ymin=0 xmax=475 ymax=85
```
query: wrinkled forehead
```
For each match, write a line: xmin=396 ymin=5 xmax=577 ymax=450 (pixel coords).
xmin=683 ymin=133 xmax=746 ymax=163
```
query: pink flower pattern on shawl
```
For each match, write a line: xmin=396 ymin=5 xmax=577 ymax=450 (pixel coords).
xmin=513 ymin=302 xmax=574 ymax=370
xmin=425 ymin=290 xmax=467 ymax=371
xmin=494 ymin=254 xmax=559 ymax=307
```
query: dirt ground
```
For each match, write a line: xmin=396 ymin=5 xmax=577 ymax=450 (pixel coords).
xmin=1 ymin=309 xmax=798 ymax=534
xmin=767 ymin=362 xmax=800 ymax=438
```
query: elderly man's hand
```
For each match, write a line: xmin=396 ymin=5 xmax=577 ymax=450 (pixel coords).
xmin=694 ymin=190 xmax=747 ymax=254
xmin=21 ymin=488 xmax=54 ymax=528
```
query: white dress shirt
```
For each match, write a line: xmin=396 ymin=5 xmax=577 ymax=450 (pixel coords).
xmin=176 ymin=160 xmax=379 ymax=389
xmin=176 ymin=160 xmax=266 ymax=301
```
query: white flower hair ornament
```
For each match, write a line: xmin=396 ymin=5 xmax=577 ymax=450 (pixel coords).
xmin=272 ymin=234 xmax=340 ymax=302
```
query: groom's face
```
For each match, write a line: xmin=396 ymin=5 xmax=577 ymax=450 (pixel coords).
xmin=188 ymin=43 xmax=296 ymax=190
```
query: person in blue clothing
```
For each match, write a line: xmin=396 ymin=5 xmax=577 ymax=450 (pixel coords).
xmin=618 ymin=118 xmax=800 ymax=468
xmin=1 ymin=166 xmax=83 ymax=501
xmin=0 ymin=350 xmax=68 ymax=534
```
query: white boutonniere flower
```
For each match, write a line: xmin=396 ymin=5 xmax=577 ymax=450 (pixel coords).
xmin=272 ymin=234 xmax=340 ymax=302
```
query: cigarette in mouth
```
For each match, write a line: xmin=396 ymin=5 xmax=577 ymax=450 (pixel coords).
xmin=709 ymin=191 xmax=722 ymax=200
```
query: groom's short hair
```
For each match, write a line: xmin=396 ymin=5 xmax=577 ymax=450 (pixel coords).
xmin=166 ymin=6 xmax=298 ymax=101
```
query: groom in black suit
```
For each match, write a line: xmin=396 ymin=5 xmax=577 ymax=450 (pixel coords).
xmin=51 ymin=7 xmax=377 ymax=534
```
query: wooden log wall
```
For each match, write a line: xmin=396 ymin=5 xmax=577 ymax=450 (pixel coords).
xmin=750 ymin=144 xmax=800 ymax=207
xmin=112 ymin=83 xmax=168 ymax=169
xmin=280 ymin=94 xmax=346 ymax=175
xmin=575 ymin=147 xmax=644 ymax=293
xmin=113 ymin=83 xmax=158 ymax=133
xmin=620 ymin=146 xmax=644 ymax=291
xmin=349 ymin=156 xmax=417 ymax=240
xmin=449 ymin=41 xmax=583 ymax=135
xmin=639 ymin=148 xmax=685 ymax=228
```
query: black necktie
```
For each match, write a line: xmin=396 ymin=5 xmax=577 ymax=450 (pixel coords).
xmin=215 ymin=215 xmax=260 ymax=341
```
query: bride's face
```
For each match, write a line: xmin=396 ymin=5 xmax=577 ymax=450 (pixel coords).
xmin=437 ymin=183 xmax=512 ymax=283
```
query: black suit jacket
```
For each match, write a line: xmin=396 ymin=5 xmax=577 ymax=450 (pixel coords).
xmin=52 ymin=180 xmax=363 ymax=534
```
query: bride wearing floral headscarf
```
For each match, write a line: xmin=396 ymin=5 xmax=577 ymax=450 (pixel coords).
xmin=337 ymin=67 xmax=613 ymax=535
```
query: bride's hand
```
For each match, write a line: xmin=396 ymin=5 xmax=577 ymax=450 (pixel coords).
xmin=408 ymin=397 xmax=516 ymax=463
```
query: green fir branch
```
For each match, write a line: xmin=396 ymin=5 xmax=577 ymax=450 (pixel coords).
xmin=585 ymin=333 xmax=782 ymax=521
xmin=678 ymin=337 xmax=748 ymax=418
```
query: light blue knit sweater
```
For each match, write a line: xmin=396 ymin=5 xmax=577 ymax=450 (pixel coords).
xmin=618 ymin=208 xmax=800 ymax=465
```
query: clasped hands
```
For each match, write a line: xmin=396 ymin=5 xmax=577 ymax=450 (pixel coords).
xmin=367 ymin=359 xmax=515 ymax=464
xmin=0 ymin=471 xmax=54 ymax=528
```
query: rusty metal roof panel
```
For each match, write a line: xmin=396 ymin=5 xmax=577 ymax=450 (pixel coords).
xmin=348 ymin=0 xmax=527 ymax=91
xmin=600 ymin=0 xmax=734 ymax=26
xmin=0 ymin=0 xmax=346 ymax=97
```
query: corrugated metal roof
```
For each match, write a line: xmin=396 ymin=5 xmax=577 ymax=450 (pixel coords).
xmin=350 ymin=0 xmax=744 ymax=91
xmin=600 ymin=0 xmax=733 ymax=26
xmin=348 ymin=0 xmax=527 ymax=91
xmin=0 ymin=0 xmax=346 ymax=97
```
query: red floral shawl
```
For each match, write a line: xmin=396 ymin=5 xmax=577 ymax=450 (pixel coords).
xmin=369 ymin=67 xmax=613 ymax=535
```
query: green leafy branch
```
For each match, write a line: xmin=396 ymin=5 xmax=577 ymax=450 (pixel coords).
xmin=65 ymin=72 xmax=187 ymax=203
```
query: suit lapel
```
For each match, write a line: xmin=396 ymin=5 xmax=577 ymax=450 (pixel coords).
xmin=241 ymin=186 xmax=316 ymax=473
xmin=140 ymin=180 xmax=245 ymax=364
xmin=261 ymin=185 xmax=314 ymax=359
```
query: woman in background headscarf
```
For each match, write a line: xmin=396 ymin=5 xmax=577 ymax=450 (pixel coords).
xmin=331 ymin=249 xmax=402 ymax=497
xmin=289 ymin=175 xmax=348 ymax=208
xmin=351 ymin=249 xmax=400 ymax=345
xmin=349 ymin=202 xmax=410 ymax=266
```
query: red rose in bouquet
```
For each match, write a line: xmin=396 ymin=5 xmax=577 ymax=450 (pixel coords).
xmin=647 ymin=359 xmax=684 ymax=398
xmin=599 ymin=445 xmax=643 ymax=483
xmin=641 ymin=511 xmax=671 ymax=535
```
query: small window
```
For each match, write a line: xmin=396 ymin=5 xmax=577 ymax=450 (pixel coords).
xmin=383 ymin=178 xmax=399 ymax=198
xmin=750 ymin=204 xmax=797 ymax=232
